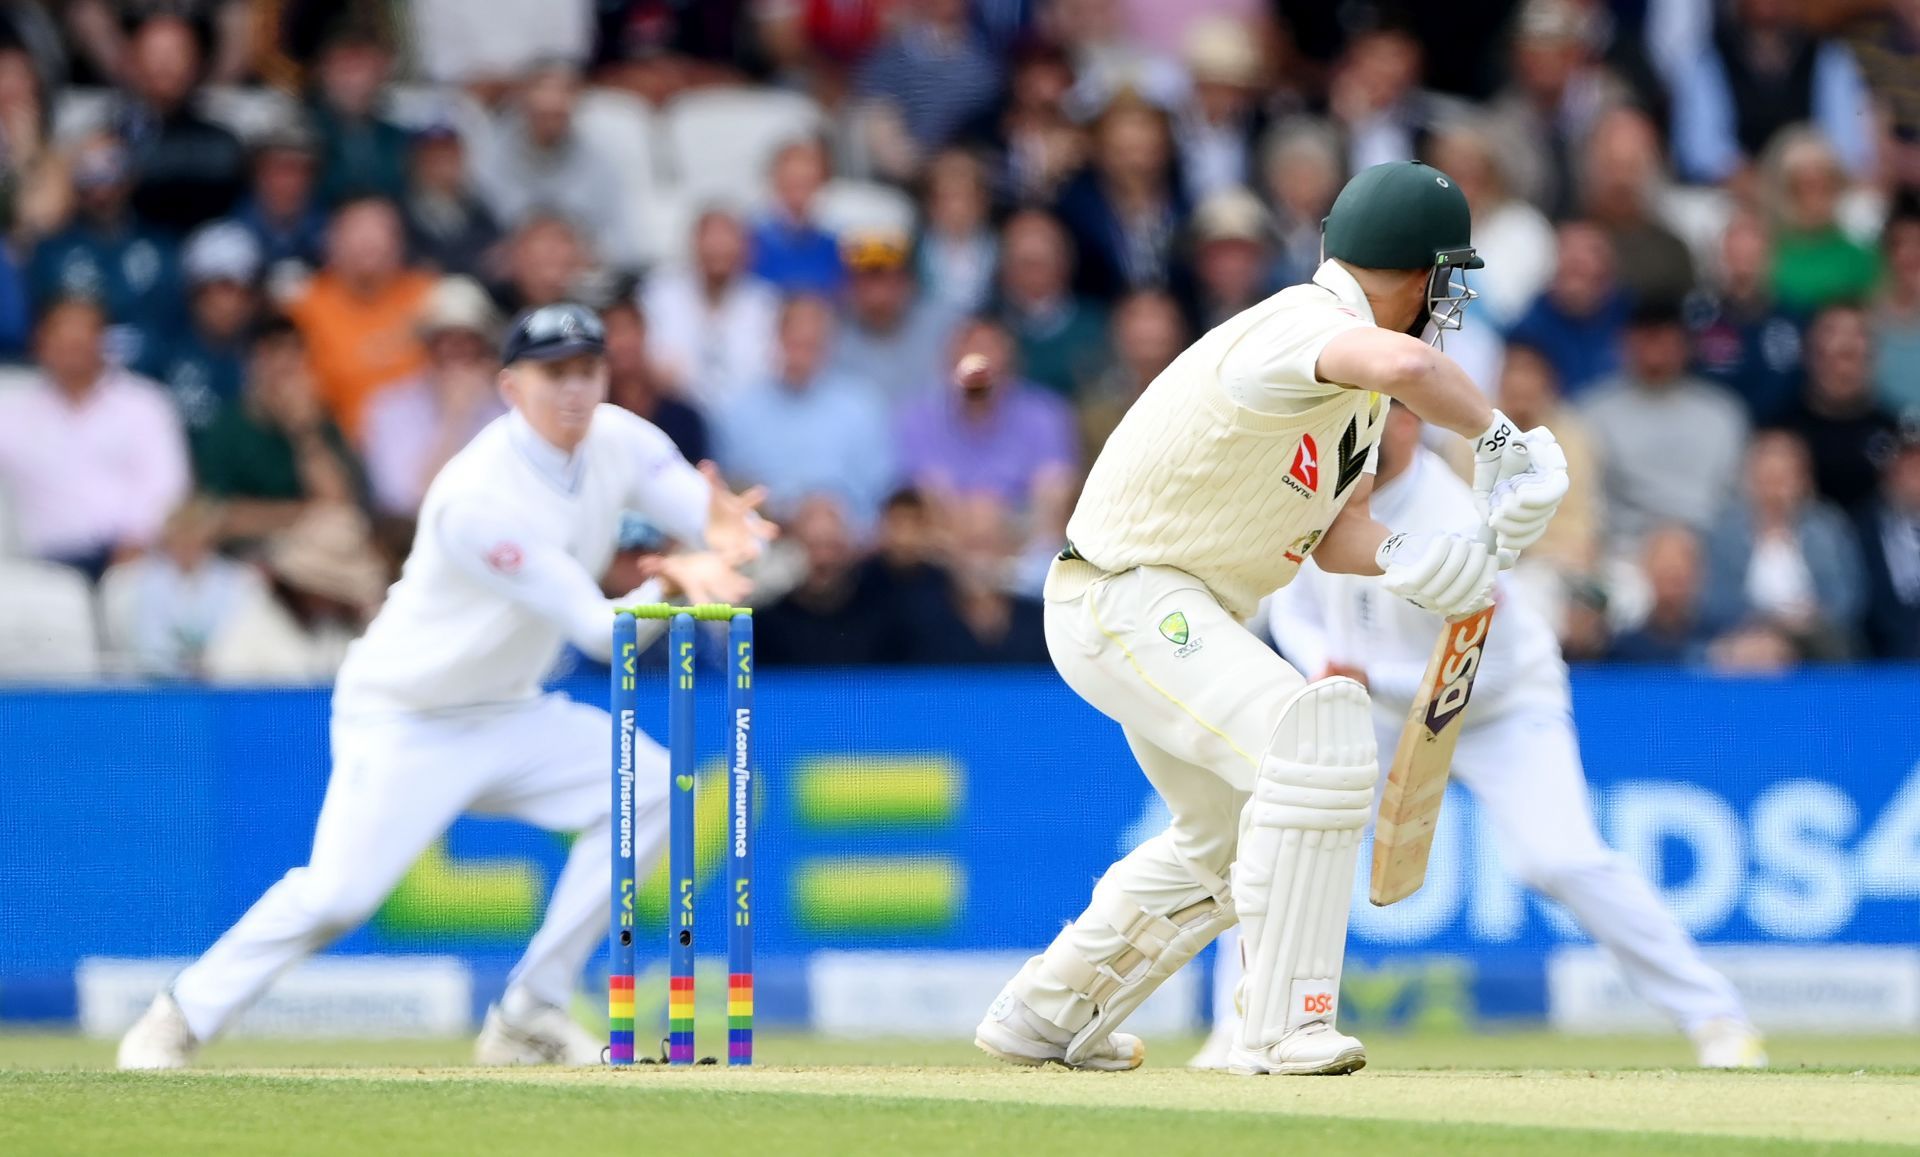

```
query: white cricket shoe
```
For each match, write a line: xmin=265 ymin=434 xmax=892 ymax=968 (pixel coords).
xmin=1186 ymin=1023 xmax=1235 ymax=1070
xmin=1692 ymin=1018 xmax=1768 ymax=1069
xmin=117 ymin=992 xmax=199 ymax=1070
xmin=474 ymin=1001 xmax=604 ymax=1066
xmin=1228 ymin=1021 xmax=1367 ymax=1076
xmin=974 ymin=993 xmax=1144 ymax=1072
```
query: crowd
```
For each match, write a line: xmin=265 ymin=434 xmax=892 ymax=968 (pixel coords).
xmin=1 ymin=0 xmax=1919 ymax=681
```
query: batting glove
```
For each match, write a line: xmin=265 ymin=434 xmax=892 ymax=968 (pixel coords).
xmin=1377 ymin=530 xmax=1498 ymax=619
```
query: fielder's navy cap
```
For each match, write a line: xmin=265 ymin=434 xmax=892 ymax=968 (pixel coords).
xmin=502 ymin=303 xmax=606 ymax=364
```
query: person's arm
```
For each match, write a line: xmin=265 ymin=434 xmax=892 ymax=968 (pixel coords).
xmin=1310 ymin=473 xmax=1390 ymax=576
xmin=605 ymin=406 xmax=774 ymax=563
xmin=1312 ymin=328 xmax=1491 ymax=439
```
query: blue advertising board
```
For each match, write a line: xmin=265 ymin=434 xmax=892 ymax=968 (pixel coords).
xmin=1 ymin=666 xmax=1915 ymax=1028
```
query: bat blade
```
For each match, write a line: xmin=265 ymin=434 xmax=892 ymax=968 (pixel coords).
xmin=1369 ymin=604 xmax=1496 ymax=907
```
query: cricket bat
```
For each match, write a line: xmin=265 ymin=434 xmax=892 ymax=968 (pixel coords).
xmin=1369 ymin=602 xmax=1496 ymax=906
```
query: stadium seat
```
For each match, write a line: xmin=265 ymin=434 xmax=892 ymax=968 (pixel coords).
xmin=574 ymin=88 xmax=666 ymax=270
xmin=814 ymin=179 xmax=918 ymax=238
xmin=0 ymin=560 xmax=101 ymax=680
xmin=51 ymin=87 xmax=112 ymax=144
xmin=662 ymin=87 xmax=824 ymax=206
xmin=198 ymin=86 xmax=303 ymax=144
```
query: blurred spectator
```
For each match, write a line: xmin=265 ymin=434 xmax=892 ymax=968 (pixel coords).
xmin=283 ymin=197 xmax=434 ymax=440
xmin=1486 ymin=0 xmax=1631 ymax=219
xmin=1844 ymin=1 xmax=1920 ymax=190
xmin=1704 ymin=430 xmax=1865 ymax=660
xmin=1608 ymin=525 xmax=1718 ymax=663
xmin=1496 ymin=341 xmax=1602 ymax=582
xmin=1257 ymin=118 xmax=1342 ymax=290
xmin=716 ymin=295 xmax=894 ymax=526
xmin=1782 ymin=304 xmax=1900 ymax=514
xmin=992 ymin=209 xmax=1107 ymax=400
xmin=0 ymin=44 xmax=64 ymax=242
xmin=137 ymin=220 xmax=260 ymax=431
xmin=897 ymin=316 xmax=1077 ymax=532
xmin=473 ymin=62 xmax=636 ymax=268
xmin=1670 ymin=0 xmax=1873 ymax=185
xmin=493 ymin=212 xmax=590 ymax=314
xmin=27 ymin=134 xmax=180 ymax=367
xmin=204 ymin=504 xmax=385 ymax=682
xmin=1856 ymin=432 xmax=1920 ymax=658
xmin=1188 ymin=185 xmax=1270 ymax=330
xmin=1686 ymin=209 xmax=1805 ymax=426
xmin=1326 ymin=19 xmax=1458 ymax=174
xmin=1174 ymin=17 xmax=1267 ymax=203
xmin=361 ymin=277 xmax=506 ymax=520
xmin=231 ymin=123 xmax=327 ymax=278
xmin=855 ymin=0 xmax=1002 ymax=178
xmin=1581 ymin=299 xmax=1748 ymax=552
xmin=0 ymin=241 xmax=26 ymax=357
xmin=98 ymin=498 xmax=269 ymax=678
xmin=193 ymin=316 xmax=364 ymax=543
xmin=64 ymin=0 xmax=254 ymax=87
xmin=591 ymin=0 xmax=763 ymax=101
xmin=751 ymin=138 xmax=842 ymax=296
xmin=642 ymin=208 xmax=779 ymax=409
xmin=963 ymin=40 xmax=1085 ymax=205
xmin=1580 ymin=106 xmax=1696 ymax=308
xmin=827 ymin=227 xmax=958 ymax=407
xmin=1054 ymin=95 xmax=1188 ymax=300
xmin=1506 ymin=222 xmax=1629 ymax=397
xmin=1426 ymin=121 xmax=1554 ymax=330
xmin=1080 ymin=288 xmax=1185 ymax=454
xmin=917 ymin=147 xmax=997 ymax=314
xmin=1874 ymin=203 xmax=1920 ymax=417
xmin=1047 ymin=0 xmax=1186 ymax=113
xmin=113 ymin=13 xmax=247 ymax=233
xmin=401 ymin=122 xmax=503 ymax=280
xmin=602 ymin=297 xmax=709 ymax=465
xmin=308 ymin=25 xmax=409 ymax=205
xmin=1764 ymin=127 xmax=1880 ymax=313
xmin=0 ymin=299 xmax=188 ymax=577
xmin=754 ymin=495 xmax=897 ymax=666
xmin=408 ymin=0 xmax=595 ymax=87
xmin=1118 ymin=0 xmax=1266 ymax=60
xmin=897 ymin=493 xmax=1050 ymax=664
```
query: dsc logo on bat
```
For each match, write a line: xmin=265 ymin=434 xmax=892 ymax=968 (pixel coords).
xmin=1422 ymin=606 xmax=1493 ymax=735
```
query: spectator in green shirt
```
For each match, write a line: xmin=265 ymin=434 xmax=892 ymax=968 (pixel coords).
xmin=1765 ymin=126 xmax=1880 ymax=312
xmin=194 ymin=315 xmax=366 ymax=546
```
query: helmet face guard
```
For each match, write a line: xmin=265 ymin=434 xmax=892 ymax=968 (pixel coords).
xmin=1418 ymin=248 xmax=1479 ymax=348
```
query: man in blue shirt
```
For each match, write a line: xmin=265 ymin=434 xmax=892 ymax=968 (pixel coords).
xmin=749 ymin=140 xmax=843 ymax=295
xmin=138 ymin=221 xmax=260 ymax=431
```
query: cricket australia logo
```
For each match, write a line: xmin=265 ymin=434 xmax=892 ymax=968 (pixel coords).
xmin=1284 ymin=529 xmax=1323 ymax=564
xmin=1159 ymin=611 xmax=1204 ymax=658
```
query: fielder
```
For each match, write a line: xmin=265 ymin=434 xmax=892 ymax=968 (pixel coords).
xmin=973 ymin=161 xmax=1570 ymax=1076
xmin=119 ymin=304 xmax=770 ymax=1069
xmin=1193 ymin=402 xmax=1766 ymax=1069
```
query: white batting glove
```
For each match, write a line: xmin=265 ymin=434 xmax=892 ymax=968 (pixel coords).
xmin=1376 ymin=530 xmax=1498 ymax=619
xmin=1470 ymin=413 xmax=1570 ymax=568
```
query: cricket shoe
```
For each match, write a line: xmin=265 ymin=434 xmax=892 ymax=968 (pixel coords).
xmin=475 ymin=1001 xmax=603 ymax=1066
xmin=1692 ymin=1018 xmax=1768 ymax=1069
xmin=1228 ymin=1021 xmax=1367 ymax=1076
xmin=974 ymin=993 xmax=1145 ymax=1071
xmin=1185 ymin=1024 xmax=1235 ymax=1070
xmin=117 ymin=992 xmax=200 ymax=1070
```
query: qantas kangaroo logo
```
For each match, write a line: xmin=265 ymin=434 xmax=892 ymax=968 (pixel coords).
xmin=1288 ymin=435 xmax=1320 ymax=494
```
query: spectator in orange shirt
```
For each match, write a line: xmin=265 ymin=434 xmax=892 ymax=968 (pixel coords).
xmin=283 ymin=196 xmax=434 ymax=439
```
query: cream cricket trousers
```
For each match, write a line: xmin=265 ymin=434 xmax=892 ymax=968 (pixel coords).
xmin=171 ymin=693 xmax=670 ymax=1042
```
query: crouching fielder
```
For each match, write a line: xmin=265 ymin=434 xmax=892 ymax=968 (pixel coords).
xmin=973 ymin=162 xmax=1569 ymax=1076
xmin=1195 ymin=404 xmax=1765 ymax=1070
xmin=119 ymin=304 xmax=771 ymax=1069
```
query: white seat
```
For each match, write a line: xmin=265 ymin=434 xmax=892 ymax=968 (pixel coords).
xmin=52 ymin=87 xmax=113 ymax=144
xmin=198 ymin=86 xmax=303 ymax=145
xmin=575 ymin=88 xmax=667 ymax=269
xmin=0 ymin=560 xmax=100 ymax=680
xmin=813 ymin=178 xmax=918 ymax=238
xmin=663 ymin=87 xmax=824 ymax=206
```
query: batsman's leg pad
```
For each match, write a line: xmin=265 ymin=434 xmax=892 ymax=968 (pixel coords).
xmin=1014 ymin=832 xmax=1238 ymax=1065
xmin=1233 ymin=677 xmax=1376 ymax=1050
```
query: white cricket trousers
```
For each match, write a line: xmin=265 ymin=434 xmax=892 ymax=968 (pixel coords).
xmin=171 ymin=693 xmax=669 ymax=1042
xmin=1213 ymin=703 xmax=1747 ymax=1033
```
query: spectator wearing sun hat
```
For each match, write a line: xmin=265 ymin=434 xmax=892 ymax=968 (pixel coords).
xmin=137 ymin=220 xmax=262 ymax=432
xmin=827 ymin=226 xmax=962 ymax=408
xmin=360 ymin=276 xmax=508 ymax=520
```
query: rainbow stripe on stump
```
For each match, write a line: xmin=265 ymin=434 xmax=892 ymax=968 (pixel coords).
xmin=667 ymin=975 xmax=695 ymax=1063
xmin=608 ymin=974 xmax=635 ymax=1064
xmin=728 ymin=973 xmax=753 ymax=1064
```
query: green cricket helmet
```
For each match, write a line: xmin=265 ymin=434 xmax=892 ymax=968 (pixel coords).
xmin=1321 ymin=160 xmax=1482 ymax=343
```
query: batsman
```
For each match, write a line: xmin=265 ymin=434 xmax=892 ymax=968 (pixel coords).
xmin=973 ymin=162 xmax=1570 ymax=1076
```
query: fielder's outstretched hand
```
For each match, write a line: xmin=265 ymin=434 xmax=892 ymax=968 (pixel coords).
xmin=656 ymin=551 xmax=754 ymax=607
xmin=699 ymin=462 xmax=777 ymax=565
xmin=1469 ymin=411 xmax=1570 ymax=567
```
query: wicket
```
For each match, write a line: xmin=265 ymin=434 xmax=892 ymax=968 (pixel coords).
xmin=608 ymin=603 xmax=754 ymax=1067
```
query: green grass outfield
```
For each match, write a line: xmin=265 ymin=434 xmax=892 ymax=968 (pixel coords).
xmin=3 ymin=1032 xmax=1917 ymax=1156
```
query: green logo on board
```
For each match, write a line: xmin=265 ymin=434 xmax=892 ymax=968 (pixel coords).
xmin=1159 ymin=612 xmax=1189 ymax=645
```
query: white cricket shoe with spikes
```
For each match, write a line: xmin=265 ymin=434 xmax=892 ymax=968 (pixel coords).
xmin=1692 ymin=1018 xmax=1768 ymax=1069
xmin=117 ymin=992 xmax=199 ymax=1070
xmin=974 ymin=993 xmax=1145 ymax=1071
xmin=1228 ymin=1020 xmax=1367 ymax=1076
xmin=475 ymin=1001 xmax=604 ymax=1066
